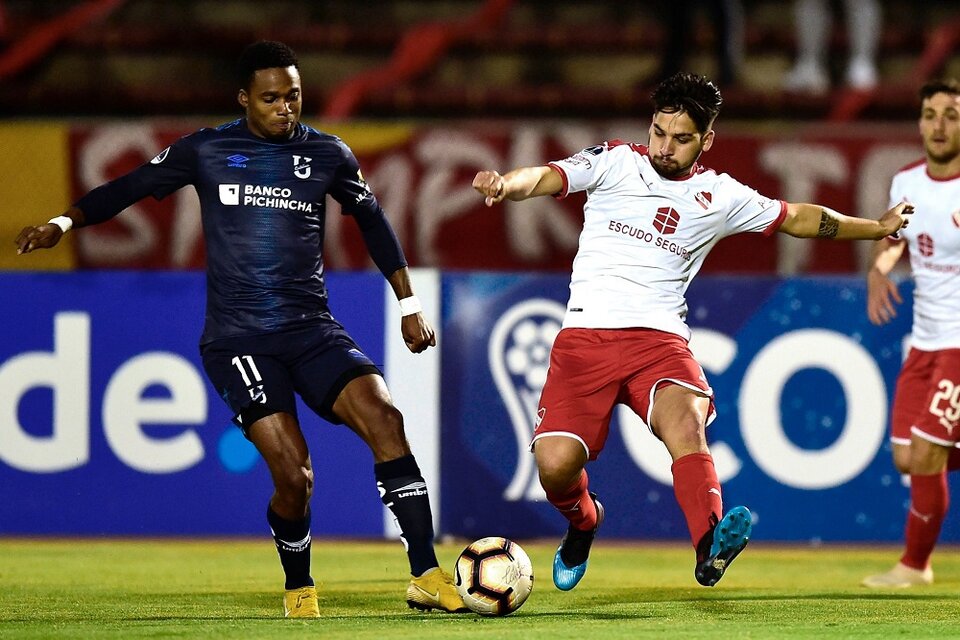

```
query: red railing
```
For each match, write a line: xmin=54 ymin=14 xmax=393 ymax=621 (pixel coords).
xmin=829 ymin=17 xmax=960 ymax=122
xmin=0 ymin=0 xmax=128 ymax=81
xmin=323 ymin=0 xmax=515 ymax=119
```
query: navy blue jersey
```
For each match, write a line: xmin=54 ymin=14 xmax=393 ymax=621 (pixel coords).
xmin=75 ymin=119 xmax=406 ymax=344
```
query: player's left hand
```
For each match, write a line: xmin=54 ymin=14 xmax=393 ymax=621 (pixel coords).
xmin=401 ymin=313 xmax=437 ymax=353
xmin=878 ymin=202 xmax=913 ymax=237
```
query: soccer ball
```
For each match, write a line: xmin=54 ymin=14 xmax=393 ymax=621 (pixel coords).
xmin=454 ymin=536 xmax=533 ymax=616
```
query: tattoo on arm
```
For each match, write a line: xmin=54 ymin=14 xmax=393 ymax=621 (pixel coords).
xmin=817 ymin=210 xmax=839 ymax=238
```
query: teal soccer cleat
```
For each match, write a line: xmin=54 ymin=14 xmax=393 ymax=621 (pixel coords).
xmin=552 ymin=493 xmax=604 ymax=591
xmin=695 ymin=505 xmax=752 ymax=587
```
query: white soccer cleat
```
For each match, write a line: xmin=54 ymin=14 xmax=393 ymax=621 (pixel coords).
xmin=861 ymin=562 xmax=933 ymax=588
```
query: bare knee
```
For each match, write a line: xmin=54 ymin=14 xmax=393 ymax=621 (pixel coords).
xmin=273 ymin=463 xmax=314 ymax=515
xmin=892 ymin=444 xmax=910 ymax=475
xmin=654 ymin=411 xmax=707 ymax=459
xmin=650 ymin=386 xmax=709 ymax=459
xmin=535 ymin=438 xmax=587 ymax=493
xmin=361 ymin=403 xmax=409 ymax=460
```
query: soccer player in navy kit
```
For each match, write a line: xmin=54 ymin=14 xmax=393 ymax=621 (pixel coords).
xmin=15 ymin=41 xmax=468 ymax=618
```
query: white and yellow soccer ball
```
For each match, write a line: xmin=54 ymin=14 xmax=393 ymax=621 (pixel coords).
xmin=454 ymin=536 xmax=534 ymax=616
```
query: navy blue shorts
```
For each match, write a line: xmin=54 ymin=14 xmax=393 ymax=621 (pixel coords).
xmin=201 ymin=317 xmax=381 ymax=437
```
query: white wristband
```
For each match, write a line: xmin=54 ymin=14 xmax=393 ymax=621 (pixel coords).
xmin=48 ymin=216 xmax=73 ymax=233
xmin=398 ymin=295 xmax=422 ymax=316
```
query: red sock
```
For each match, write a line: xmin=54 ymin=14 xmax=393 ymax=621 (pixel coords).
xmin=900 ymin=472 xmax=949 ymax=570
xmin=948 ymin=447 xmax=960 ymax=472
xmin=672 ymin=452 xmax=723 ymax=551
xmin=544 ymin=470 xmax=598 ymax=531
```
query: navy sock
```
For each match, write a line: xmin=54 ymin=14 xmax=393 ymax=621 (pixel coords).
xmin=267 ymin=506 xmax=314 ymax=590
xmin=374 ymin=454 xmax=439 ymax=576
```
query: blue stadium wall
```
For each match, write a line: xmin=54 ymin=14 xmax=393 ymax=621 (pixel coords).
xmin=2 ymin=270 xmax=957 ymax=543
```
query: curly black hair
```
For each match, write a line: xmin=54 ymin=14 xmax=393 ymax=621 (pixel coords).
xmin=919 ymin=78 xmax=960 ymax=102
xmin=237 ymin=41 xmax=299 ymax=89
xmin=650 ymin=72 xmax=723 ymax=133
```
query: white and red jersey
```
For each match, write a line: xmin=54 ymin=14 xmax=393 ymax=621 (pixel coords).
xmin=549 ymin=140 xmax=786 ymax=339
xmin=887 ymin=160 xmax=960 ymax=350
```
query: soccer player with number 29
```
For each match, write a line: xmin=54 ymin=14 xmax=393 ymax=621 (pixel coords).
xmin=862 ymin=79 xmax=960 ymax=589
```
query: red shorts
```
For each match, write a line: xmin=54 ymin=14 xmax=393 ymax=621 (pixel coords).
xmin=532 ymin=327 xmax=715 ymax=460
xmin=891 ymin=347 xmax=960 ymax=448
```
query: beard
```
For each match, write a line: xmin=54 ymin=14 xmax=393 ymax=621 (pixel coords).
xmin=927 ymin=147 xmax=960 ymax=164
xmin=651 ymin=156 xmax=691 ymax=178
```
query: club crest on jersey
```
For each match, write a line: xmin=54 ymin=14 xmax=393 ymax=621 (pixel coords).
xmin=695 ymin=191 xmax=712 ymax=210
xmin=150 ymin=147 xmax=170 ymax=165
xmin=293 ymin=155 xmax=312 ymax=179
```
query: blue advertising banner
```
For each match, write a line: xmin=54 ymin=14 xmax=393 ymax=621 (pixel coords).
xmin=0 ymin=272 xmax=387 ymax=536
xmin=439 ymin=273 xmax=960 ymax=543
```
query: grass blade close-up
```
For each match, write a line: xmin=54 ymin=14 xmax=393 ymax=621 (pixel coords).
xmin=1 ymin=539 xmax=958 ymax=639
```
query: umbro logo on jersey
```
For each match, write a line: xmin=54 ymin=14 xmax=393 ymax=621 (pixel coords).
xmin=653 ymin=207 xmax=681 ymax=234
xmin=227 ymin=154 xmax=248 ymax=168
xmin=695 ymin=191 xmax=712 ymax=210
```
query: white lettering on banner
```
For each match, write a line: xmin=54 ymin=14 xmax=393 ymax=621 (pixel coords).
xmin=504 ymin=127 xmax=582 ymax=261
xmin=489 ymin=299 xmax=566 ymax=502
xmin=77 ymin=125 xmax=203 ymax=267
xmin=739 ymin=329 xmax=886 ymax=489
xmin=760 ymin=144 xmax=848 ymax=275
xmin=103 ymin=353 xmax=207 ymax=474
xmin=0 ymin=312 xmax=208 ymax=474
xmin=488 ymin=300 xmax=889 ymax=496
xmin=854 ymin=145 xmax=920 ymax=270
xmin=0 ymin=313 xmax=90 ymax=472
xmin=619 ymin=328 xmax=743 ymax=484
xmin=415 ymin=130 xmax=503 ymax=264
xmin=78 ymin=125 xmax=161 ymax=264
xmin=72 ymin=123 xmax=922 ymax=271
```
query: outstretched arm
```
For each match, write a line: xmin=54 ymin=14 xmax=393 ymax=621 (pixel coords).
xmin=386 ymin=266 xmax=436 ymax=354
xmin=15 ymin=206 xmax=86 ymax=255
xmin=866 ymin=238 xmax=907 ymax=325
xmin=778 ymin=202 xmax=912 ymax=240
xmin=472 ymin=166 xmax=564 ymax=206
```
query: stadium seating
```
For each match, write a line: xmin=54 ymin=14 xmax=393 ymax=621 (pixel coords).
xmin=1 ymin=0 xmax=958 ymax=119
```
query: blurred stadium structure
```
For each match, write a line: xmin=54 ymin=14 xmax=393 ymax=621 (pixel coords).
xmin=0 ymin=0 xmax=959 ymax=120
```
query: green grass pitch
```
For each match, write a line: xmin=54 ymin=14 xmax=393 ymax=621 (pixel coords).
xmin=1 ymin=538 xmax=958 ymax=639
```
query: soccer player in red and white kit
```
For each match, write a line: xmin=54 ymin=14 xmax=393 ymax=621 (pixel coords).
xmin=473 ymin=72 xmax=911 ymax=590
xmin=862 ymin=79 xmax=960 ymax=588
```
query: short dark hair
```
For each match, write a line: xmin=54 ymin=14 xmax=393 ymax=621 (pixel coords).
xmin=919 ymin=78 xmax=960 ymax=102
xmin=650 ymin=72 xmax=723 ymax=133
xmin=237 ymin=41 xmax=299 ymax=89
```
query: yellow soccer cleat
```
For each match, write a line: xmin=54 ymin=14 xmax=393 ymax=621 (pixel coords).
xmin=406 ymin=567 xmax=471 ymax=613
xmin=283 ymin=585 xmax=320 ymax=618
xmin=861 ymin=562 xmax=933 ymax=588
